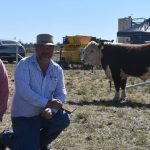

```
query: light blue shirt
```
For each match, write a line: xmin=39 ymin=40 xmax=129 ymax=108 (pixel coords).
xmin=11 ymin=54 xmax=67 ymax=117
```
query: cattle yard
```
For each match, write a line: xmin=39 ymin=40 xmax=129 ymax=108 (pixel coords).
xmin=0 ymin=63 xmax=150 ymax=150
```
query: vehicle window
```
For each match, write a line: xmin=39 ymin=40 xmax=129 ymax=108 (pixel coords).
xmin=0 ymin=46 xmax=7 ymax=49
xmin=0 ymin=46 xmax=18 ymax=50
xmin=2 ymin=40 xmax=18 ymax=45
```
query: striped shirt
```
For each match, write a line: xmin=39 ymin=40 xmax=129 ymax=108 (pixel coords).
xmin=11 ymin=54 xmax=66 ymax=117
xmin=0 ymin=59 xmax=9 ymax=121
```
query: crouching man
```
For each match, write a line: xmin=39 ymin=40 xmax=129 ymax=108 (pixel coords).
xmin=0 ymin=34 xmax=70 ymax=150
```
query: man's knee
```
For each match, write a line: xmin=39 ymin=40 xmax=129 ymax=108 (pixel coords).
xmin=56 ymin=110 xmax=70 ymax=129
xmin=63 ymin=112 xmax=70 ymax=128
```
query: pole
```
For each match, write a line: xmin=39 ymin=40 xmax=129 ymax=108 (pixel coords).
xmin=126 ymin=80 xmax=150 ymax=89
xmin=16 ymin=45 xmax=18 ymax=63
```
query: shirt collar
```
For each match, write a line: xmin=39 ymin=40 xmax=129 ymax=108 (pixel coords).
xmin=31 ymin=54 xmax=55 ymax=70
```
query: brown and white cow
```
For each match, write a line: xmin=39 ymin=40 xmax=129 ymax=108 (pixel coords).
xmin=82 ymin=41 xmax=150 ymax=101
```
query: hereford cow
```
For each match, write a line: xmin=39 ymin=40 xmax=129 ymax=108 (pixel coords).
xmin=82 ymin=41 xmax=150 ymax=101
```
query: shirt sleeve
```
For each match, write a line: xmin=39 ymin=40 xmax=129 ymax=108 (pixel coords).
xmin=0 ymin=60 xmax=9 ymax=121
xmin=14 ymin=59 xmax=48 ymax=108
xmin=53 ymin=67 xmax=67 ymax=103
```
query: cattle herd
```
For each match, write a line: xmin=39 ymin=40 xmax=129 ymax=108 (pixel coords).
xmin=82 ymin=41 xmax=150 ymax=101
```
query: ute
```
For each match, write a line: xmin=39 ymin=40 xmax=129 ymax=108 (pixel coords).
xmin=0 ymin=39 xmax=26 ymax=63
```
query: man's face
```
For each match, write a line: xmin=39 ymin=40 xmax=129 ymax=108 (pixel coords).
xmin=35 ymin=44 xmax=54 ymax=63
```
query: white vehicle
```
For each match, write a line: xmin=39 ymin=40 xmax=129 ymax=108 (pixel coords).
xmin=0 ymin=39 xmax=26 ymax=63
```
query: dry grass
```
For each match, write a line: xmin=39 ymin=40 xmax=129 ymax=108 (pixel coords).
xmin=1 ymin=62 xmax=150 ymax=150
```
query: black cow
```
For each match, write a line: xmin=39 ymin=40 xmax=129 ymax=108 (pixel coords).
xmin=82 ymin=41 xmax=150 ymax=101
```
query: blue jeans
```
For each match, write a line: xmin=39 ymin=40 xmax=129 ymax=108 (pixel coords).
xmin=2 ymin=110 xmax=70 ymax=150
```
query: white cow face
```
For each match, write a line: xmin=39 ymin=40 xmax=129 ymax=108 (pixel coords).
xmin=83 ymin=41 xmax=102 ymax=66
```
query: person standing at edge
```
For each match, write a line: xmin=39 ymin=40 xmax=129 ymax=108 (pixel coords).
xmin=0 ymin=59 xmax=9 ymax=122
xmin=0 ymin=34 xmax=70 ymax=150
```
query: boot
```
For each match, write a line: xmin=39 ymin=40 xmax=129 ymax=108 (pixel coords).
xmin=0 ymin=132 xmax=6 ymax=150
xmin=40 ymin=145 xmax=50 ymax=150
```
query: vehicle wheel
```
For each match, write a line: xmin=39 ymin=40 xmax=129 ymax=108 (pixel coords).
xmin=8 ymin=59 xmax=13 ymax=63
xmin=61 ymin=61 xmax=69 ymax=69
xmin=83 ymin=64 xmax=93 ymax=70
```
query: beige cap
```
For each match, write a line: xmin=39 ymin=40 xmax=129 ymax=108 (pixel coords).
xmin=35 ymin=34 xmax=55 ymax=45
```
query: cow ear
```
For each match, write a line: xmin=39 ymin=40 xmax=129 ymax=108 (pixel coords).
xmin=98 ymin=42 xmax=104 ymax=51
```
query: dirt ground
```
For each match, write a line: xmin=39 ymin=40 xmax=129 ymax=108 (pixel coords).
xmin=1 ymin=62 xmax=150 ymax=150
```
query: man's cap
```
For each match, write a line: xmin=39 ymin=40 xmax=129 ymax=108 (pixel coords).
xmin=35 ymin=34 xmax=55 ymax=46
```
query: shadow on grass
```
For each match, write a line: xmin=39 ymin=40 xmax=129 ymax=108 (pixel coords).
xmin=67 ymin=99 xmax=150 ymax=109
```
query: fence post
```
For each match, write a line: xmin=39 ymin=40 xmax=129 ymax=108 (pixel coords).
xmin=16 ymin=45 xmax=19 ymax=63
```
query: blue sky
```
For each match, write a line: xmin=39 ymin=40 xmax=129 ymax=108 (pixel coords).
xmin=0 ymin=0 xmax=150 ymax=44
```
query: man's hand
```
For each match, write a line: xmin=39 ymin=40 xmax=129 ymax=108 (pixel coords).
xmin=47 ymin=99 xmax=63 ymax=109
xmin=41 ymin=108 xmax=53 ymax=119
